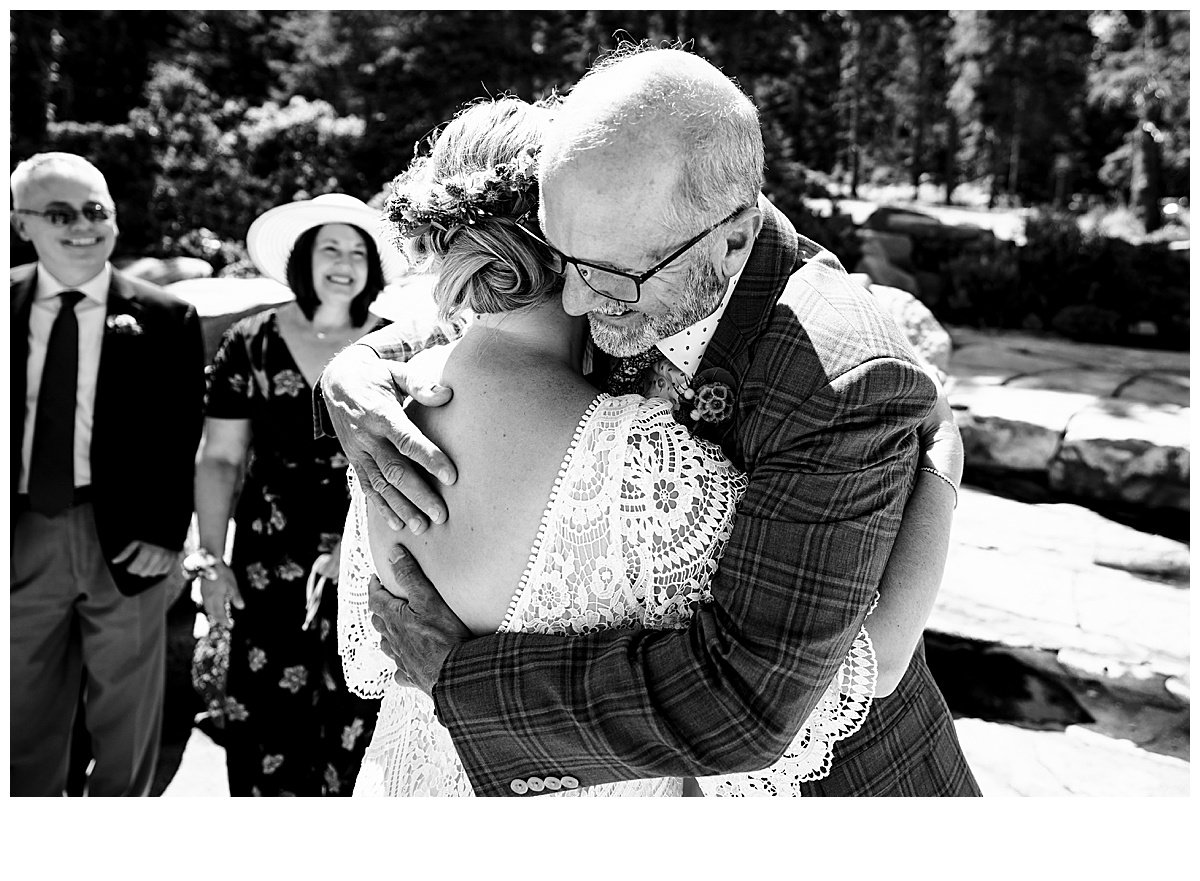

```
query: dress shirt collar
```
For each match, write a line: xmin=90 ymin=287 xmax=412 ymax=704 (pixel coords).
xmin=35 ymin=262 xmax=111 ymax=306
xmin=654 ymin=263 xmax=746 ymax=380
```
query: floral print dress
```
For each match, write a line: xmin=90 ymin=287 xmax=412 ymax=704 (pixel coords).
xmin=206 ymin=309 xmax=383 ymax=796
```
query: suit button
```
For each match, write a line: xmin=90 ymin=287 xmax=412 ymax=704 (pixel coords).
xmin=510 ymin=779 xmax=529 ymax=795
xmin=561 ymin=775 xmax=579 ymax=790
xmin=526 ymin=777 xmax=544 ymax=792
xmin=543 ymin=776 xmax=562 ymax=791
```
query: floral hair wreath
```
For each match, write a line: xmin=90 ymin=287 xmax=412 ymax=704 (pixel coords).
xmin=383 ymin=147 xmax=540 ymax=246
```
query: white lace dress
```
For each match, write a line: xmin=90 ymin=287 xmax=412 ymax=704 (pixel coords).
xmin=339 ymin=394 xmax=878 ymax=797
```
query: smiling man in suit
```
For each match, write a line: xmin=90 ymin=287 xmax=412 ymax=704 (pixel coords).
xmin=10 ymin=152 xmax=205 ymax=796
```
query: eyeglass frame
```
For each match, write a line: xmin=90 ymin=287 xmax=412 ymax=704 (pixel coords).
xmin=516 ymin=204 xmax=750 ymax=304
xmin=13 ymin=202 xmax=117 ymax=228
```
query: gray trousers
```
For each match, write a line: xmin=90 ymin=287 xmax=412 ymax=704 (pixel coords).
xmin=10 ymin=503 xmax=166 ymax=796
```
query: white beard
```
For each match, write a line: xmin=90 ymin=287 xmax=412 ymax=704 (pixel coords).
xmin=587 ymin=255 xmax=726 ymax=357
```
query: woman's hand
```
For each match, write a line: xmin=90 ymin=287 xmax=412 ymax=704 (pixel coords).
xmin=320 ymin=345 xmax=457 ymax=534
xmin=200 ymin=560 xmax=244 ymax=629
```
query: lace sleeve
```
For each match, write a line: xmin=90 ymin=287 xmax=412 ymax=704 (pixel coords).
xmin=618 ymin=399 xmax=748 ymax=629
xmin=619 ymin=399 xmax=881 ymax=796
xmin=337 ymin=468 xmax=396 ymax=699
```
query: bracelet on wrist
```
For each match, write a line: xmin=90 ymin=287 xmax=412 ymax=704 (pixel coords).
xmin=918 ymin=466 xmax=959 ymax=509
xmin=183 ymin=547 xmax=223 ymax=580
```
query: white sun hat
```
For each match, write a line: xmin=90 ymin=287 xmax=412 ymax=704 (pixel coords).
xmin=246 ymin=193 xmax=406 ymax=287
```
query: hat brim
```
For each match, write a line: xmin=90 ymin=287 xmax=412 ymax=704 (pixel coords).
xmin=246 ymin=199 xmax=406 ymax=287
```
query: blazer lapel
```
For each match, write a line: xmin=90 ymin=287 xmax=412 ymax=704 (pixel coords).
xmin=92 ymin=270 xmax=143 ymax=471
xmin=693 ymin=196 xmax=806 ymax=450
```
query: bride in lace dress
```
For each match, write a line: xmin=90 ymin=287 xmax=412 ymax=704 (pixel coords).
xmin=339 ymin=98 xmax=935 ymax=797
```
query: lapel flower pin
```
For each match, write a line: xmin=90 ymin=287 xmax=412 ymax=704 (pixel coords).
xmin=106 ymin=313 xmax=143 ymax=336
xmin=644 ymin=360 xmax=736 ymax=430
xmin=687 ymin=368 xmax=736 ymax=425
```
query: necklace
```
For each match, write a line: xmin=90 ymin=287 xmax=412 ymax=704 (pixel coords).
xmin=314 ymin=326 xmax=351 ymax=341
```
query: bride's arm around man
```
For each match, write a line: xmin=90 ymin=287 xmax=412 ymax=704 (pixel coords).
xmin=325 ymin=45 xmax=980 ymax=797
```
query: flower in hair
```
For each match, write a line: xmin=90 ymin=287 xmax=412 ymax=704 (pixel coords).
xmin=384 ymin=148 xmax=540 ymax=244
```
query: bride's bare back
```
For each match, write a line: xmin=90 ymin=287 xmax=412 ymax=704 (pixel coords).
xmin=367 ymin=300 xmax=598 ymax=635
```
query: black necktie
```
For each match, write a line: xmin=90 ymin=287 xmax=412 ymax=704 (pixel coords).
xmin=604 ymin=347 xmax=662 ymax=396
xmin=29 ymin=290 xmax=84 ymax=516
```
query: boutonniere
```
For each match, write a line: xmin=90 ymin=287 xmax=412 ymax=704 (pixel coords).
xmin=644 ymin=360 xmax=737 ymax=431
xmin=105 ymin=313 xmax=143 ymax=336
xmin=686 ymin=368 xmax=737 ymax=427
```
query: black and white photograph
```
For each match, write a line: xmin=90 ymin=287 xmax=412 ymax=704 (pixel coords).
xmin=8 ymin=6 xmax=1190 ymax=829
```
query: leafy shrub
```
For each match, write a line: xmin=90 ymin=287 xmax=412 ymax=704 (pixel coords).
xmin=1050 ymin=304 xmax=1122 ymax=341
xmin=943 ymin=235 xmax=1022 ymax=326
xmin=931 ymin=206 xmax=1188 ymax=347
xmin=239 ymin=95 xmax=369 ymax=207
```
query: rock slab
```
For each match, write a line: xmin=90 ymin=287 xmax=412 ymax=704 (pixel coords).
xmin=947 ymin=327 xmax=1190 ymax=512
xmin=929 ymin=486 xmax=1190 ymax=707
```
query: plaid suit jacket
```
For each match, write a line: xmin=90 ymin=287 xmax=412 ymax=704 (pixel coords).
xmin=360 ymin=198 xmax=979 ymax=796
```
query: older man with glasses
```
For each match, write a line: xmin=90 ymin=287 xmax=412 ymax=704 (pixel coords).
xmin=318 ymin=46 xmax=979 ymax=797
xmin=9 ymin=152 xmax=205 ymax=796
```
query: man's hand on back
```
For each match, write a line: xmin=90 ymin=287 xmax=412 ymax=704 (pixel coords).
xmin=321 ymin=344 xmax=457 ymax=534
xmin=369 ymin=545 xmax=472 ymax=696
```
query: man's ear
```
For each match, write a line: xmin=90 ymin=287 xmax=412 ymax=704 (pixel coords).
xmin=11 ymin=214 xmax=31 ymax=242
xmin=715 ymin=207 xmax=763 ymax=281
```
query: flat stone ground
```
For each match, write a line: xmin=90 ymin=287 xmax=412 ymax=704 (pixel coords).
xmin=158 ymin=712 xmax=1190 ymax=797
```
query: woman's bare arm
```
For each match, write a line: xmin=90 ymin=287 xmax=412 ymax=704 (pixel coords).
xmin=870 ymin=380 xmax=962 ymax=697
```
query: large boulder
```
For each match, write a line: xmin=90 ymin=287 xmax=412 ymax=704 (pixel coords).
xmin=952 ymin=385 xmax=1085 ymax=473
xmin=1050 ymin=400 xmax=1190 ymax=512
xmin=865 ymin=205 xmax=990 ymax=244
xmin=858 ymin=228 xmax=914 ymax=268
xmin=117 ymin=256 xmax=214 ymax=286
xmin=166 ymin=277 xmax=294 ymax=362
xmin=932 ymin=486 xmax=1190 ymax=705
xmin=853 ymin=253 xmax=920 ymax=297
xmin=850 ymin=276 xmax=951 ymax=383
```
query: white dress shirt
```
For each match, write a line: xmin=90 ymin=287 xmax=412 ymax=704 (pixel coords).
xmin=19 ymin=263 xmax=112 ymax=493
xmin=654 ymin=265 xmax=745 ymax=381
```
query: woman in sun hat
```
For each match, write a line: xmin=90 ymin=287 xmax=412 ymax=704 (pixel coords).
xmin=191 ymin=193 xmax=398 ymax=795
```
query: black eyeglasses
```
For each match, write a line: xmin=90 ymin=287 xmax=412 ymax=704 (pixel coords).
xmin=517 ymin=205 xmax=748 ymax=304
xmin=13 ymin=202 xmax=115 ymax=227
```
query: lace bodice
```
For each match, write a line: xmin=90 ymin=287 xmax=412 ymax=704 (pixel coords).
xmin=338 ymin=394 xmax=878 ymax=796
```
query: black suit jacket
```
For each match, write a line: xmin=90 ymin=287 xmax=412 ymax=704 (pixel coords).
xmin=11 ymin=263 xmax=206 ymax=596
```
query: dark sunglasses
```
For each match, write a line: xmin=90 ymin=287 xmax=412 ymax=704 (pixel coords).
xmin=14 ymin=202 xmax=115 ymax=227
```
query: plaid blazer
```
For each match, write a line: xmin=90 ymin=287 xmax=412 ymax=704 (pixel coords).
xmin=362 ymin=199 xmax=979 ymax=796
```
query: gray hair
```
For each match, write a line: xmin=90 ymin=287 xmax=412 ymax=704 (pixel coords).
xmin=541 ymin=45 xmax=764 ymax=237
xmin=10 ymin=152 xmax=111 ymax=208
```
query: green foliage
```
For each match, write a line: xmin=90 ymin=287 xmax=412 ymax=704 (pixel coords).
xmin=7 ymin=8 xmax=1189 ymax=338
xmin=947 ymin=11 xmax=1094 ymax=205
xmin=240 ymin=96 xmax=368 ymax=205
xmin=129 ymin=62 xmax=250 ymax=252
xmin=1088 ymin=11 xmax=1190 ymax=199
xmin=934 ymin=208 xmax=1188 ymax=347
xmin=942 ymin=235 xmax=1022 ymax=326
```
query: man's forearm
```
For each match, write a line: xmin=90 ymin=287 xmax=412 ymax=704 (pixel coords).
xmin=433 ymin=356 xmax=935 ymax=795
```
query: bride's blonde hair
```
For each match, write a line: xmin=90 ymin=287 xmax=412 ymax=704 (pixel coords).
xmin=385 ymin=98 xmax=561 ymax=322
